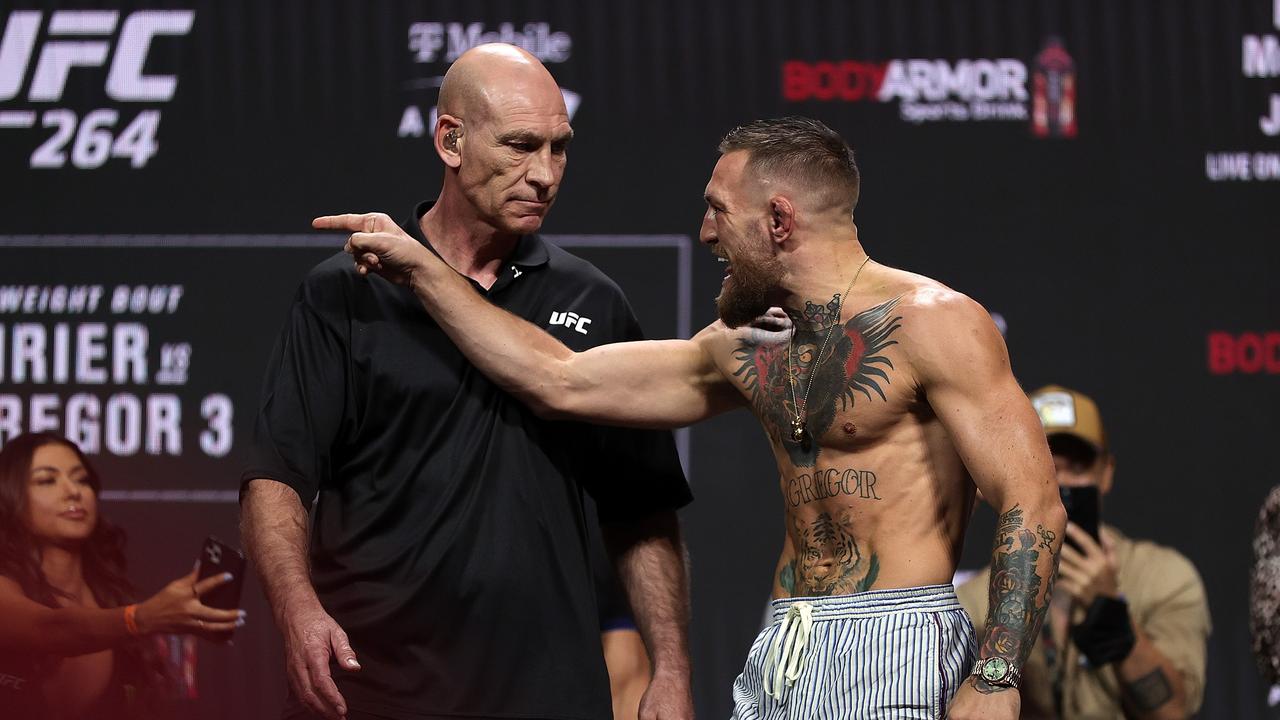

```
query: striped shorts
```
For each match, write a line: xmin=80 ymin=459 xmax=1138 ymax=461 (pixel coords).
xmin=730 ymin=584 xmax=976 ymax=720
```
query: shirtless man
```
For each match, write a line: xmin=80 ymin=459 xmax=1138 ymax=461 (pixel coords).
xmin=316 ymin=116 xmax=1066 ymax=719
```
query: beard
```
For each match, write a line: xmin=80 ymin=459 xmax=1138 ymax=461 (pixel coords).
xmin=715 ymin=241 xmax=784 ymax=328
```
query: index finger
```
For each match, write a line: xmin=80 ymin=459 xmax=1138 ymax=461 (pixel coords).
xmin=314 ymin=212 xmax=392 ymax=234
xmin=312 ymin=214 xmax=368 ymax=232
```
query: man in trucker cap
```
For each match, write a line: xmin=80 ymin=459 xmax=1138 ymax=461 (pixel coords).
xmin=958 ymin=385 xmax=1211 ymax=719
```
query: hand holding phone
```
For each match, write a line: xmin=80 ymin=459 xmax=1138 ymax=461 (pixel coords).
xmin=195 ymin=536 xmax=247 ymax=641
xmin=132 ymin=549 xmax=244 ymax=638
xmin=1056 ymin=485 xmax=1121 ymax=608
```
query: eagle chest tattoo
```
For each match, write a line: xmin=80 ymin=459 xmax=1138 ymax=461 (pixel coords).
xmin=733 ymin=297 xmax=903 ymax=466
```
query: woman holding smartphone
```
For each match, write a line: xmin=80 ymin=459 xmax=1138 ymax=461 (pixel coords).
xmin=0 ymin=432 xmax=244 ymax=720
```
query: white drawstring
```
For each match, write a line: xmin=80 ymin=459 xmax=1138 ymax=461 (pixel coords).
xmin=762 ymin=601 xmax=814 ymax=701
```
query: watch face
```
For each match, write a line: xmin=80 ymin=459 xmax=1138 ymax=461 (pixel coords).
xmin=981 ymin=657 xmax=1010 ymax=683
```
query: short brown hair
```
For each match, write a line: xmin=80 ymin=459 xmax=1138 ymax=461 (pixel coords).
xmin=718 ymin=116 xmax=860 ymax=214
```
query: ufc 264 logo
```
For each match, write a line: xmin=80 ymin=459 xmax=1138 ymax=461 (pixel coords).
xmin=0 ymin=10 xmax=195 ymax=170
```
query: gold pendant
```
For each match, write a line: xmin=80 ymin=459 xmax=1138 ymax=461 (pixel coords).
xmin=790 ymin=419 xmax=806 ymax=443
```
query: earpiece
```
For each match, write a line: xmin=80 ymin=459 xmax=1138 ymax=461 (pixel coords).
xmin=445 ymin=128 xmax=462 ymax=150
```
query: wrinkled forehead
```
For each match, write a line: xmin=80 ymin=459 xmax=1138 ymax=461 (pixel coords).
xmin=477 ymin=81 xmax=570 ymax=132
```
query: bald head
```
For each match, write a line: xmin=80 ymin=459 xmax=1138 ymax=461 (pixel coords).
xmin=432 ymin=43 xmax=573 ymax=237
xmin=438 ymin=43 xmax=566 ymax=121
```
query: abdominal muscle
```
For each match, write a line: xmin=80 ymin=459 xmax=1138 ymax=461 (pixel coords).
xmin=769 ymin=420 xmax=974 ymax=599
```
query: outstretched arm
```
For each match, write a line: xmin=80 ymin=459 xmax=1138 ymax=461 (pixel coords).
xmin=315 ymin=212 xmax=741 ymax=428
xmin=0 ymin=569 xmax=241 ymax=657
xmin=904 ymin=291 xmax=1065 ymax=719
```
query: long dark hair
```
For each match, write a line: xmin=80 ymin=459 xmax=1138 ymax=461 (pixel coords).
xmin=0 ymin=432 xmax=171 ymax=704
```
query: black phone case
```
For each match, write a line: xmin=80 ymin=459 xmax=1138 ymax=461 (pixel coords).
xmin=1059 ymin=486 xmax=1101 ymax=545
xmin=196 ymin=536 xmax=246 ymax=611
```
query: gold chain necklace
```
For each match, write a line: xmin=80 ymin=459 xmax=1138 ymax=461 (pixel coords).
xmin=786 ymin=256 xmax=872 ymax=444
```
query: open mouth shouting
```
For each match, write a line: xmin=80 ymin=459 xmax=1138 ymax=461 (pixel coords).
xmin=716 ymin=254 xmax=732 ymax=281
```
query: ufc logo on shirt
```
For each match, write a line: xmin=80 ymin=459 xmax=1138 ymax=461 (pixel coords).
xmin=0 ymin=673 xmax=26 ymax=690
xmin=549 ymin=311 xmax=591 ymax=335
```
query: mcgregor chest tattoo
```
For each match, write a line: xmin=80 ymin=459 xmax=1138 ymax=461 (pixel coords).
xmin=733 ymin=297 xmax=903 ymax=466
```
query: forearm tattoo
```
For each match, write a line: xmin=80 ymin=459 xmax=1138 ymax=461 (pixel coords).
xmin=1125 ymin=668 xmax=1174 ymax=712
xmin=975 ymin=504 xmax=1058 ymax=693
xmin=778 ymin=511 xmax=879 ymax=596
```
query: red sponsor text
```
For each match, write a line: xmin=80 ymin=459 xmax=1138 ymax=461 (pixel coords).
xmin=1208 ymin=331 xmax=1280 ymax=374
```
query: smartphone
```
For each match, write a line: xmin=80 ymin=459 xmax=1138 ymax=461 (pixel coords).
xmin=196 ymin=536 xmax=246 ymax=632
xmin=1059 ymin=485 xmax=1100 ymax=548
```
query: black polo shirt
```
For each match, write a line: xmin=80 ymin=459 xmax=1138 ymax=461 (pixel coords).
xmin=242 ymin=202 xmax=691 ymax=720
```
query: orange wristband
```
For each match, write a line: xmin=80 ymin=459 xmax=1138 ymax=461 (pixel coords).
xmin=123 ymin=604 xmax=141 ymax=636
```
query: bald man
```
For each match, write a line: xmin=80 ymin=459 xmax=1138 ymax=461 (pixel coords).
xmin=240 ymin=44 xmax=694 ymax=720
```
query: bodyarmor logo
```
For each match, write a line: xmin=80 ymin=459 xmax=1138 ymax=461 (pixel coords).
xmin=0 ymin=10 xmax=195 ymax=102
xmin=408 ymin=22 xmax=571 ymax=64
xmin=549 ymin=311 xmax=592 ymax=335
xmin=783 ymin=59 xmax=1027 ymax=103
xmin=783 ymin=56 xmax=1030 ymax=124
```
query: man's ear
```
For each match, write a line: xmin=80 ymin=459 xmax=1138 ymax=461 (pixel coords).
xmin=768 ymin=196 xmax=795 ymax=245
xmin=435 ymin=115 xmax=464 ymax=169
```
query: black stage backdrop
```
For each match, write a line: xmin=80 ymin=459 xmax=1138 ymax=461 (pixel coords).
xmin=1 ymin=1 xmax=1277 ymax=717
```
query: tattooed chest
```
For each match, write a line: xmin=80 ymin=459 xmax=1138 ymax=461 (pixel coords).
xmin=732 ymin=297 xmax=904 ymax=467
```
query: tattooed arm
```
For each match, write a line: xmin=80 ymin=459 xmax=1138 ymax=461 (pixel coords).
xmin=902 ymin=290 xmax=1065 ymax=719
xmin=316 ymin=213 xmax=741 ymax=428
xmin=1113 ymin=630 xmax=1189 ymax=718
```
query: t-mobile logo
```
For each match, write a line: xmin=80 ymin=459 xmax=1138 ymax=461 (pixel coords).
xmin=549 ymin=311 xmax=591 ymax=335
